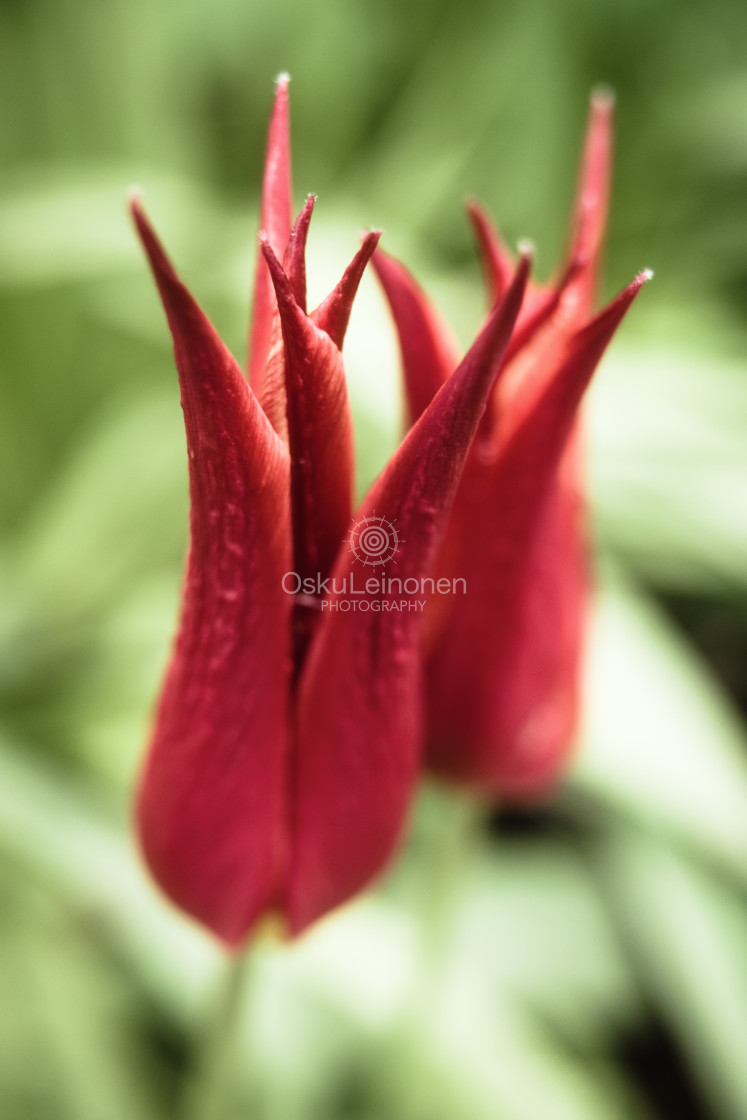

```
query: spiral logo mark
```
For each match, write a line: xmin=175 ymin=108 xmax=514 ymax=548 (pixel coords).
xmin=348 ymin=514 xmax=400 ymax=567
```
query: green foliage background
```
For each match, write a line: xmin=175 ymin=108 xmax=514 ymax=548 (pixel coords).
xmin=0 ymin=0 xmax=746 ymax=1117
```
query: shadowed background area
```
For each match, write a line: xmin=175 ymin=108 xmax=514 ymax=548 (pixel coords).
xmin=1 ymin=0 xmax=746 ymax=1117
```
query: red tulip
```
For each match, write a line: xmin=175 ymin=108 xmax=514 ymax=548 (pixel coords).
xmin=373 ymin=91 xmax=650 ymax=799
xmin=131 ymin=76 xmax=529 ymax=946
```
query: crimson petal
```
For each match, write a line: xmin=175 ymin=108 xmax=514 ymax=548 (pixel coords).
xmin=261 ymin=241 xmax=355 ymax=595
xmin=284 ymin=195 xmax=316 ymax=311
xmin=466 ymin=200 xmax=516 ymax=306
xmin=258 ymin=197 xmax=317 ymax=443
xmin=131 ymin=200 xmax=292 ymax=947
xmin=426 ymin=272 xmax=650 ymax=796
xmin=248 ymin=73 xmax=293 ymax=394
xmin=287 ymin=256 xmax=530 ymax=933
xmin=371 ymin=248 xmax=461 ymax=426
xmin=312 ymin=231 xmax=382 ymax=348
xmin=561 ymin=88 xmax=615 ymax=316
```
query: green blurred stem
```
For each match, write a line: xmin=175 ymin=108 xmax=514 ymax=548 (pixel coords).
xmin=411 ymin=783 xmax=490 ymax=987
xmin=183 ymin=949 xmax=251 ymax=1120
xmin=428 ymin=784 xmax=488 ymax=938
xmin=392 ymin=785 xmax=487 ymax=1116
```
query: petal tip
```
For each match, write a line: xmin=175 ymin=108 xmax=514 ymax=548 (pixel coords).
xmin=127 ymin=186 xmax=144 ymax=209
xmin=128 ymin=197 xmax=177 ymax=286
xmin=128 ymin=192 xmax=146 ymax=226
xmin=259 ymin=234 xmax=287 ymax=287
xmin=590 ymin=84 xmax=616 ymax=111
xmin=464 ymin=197 xmax=489 ymax=222
xmin=516 ymin=237 xmax=535 ymax=262
xmin=275 ymin=70 xmax=291 ymax=89
xmin=128 ymin=197 xmax=148 ymax=245
xmin=296 ymin=195 xmax=316 ymax=222
xmin=361 ymin=229 xmax=383 ymax=252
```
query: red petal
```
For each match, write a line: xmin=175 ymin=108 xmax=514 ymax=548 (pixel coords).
xmin=426 ymin=272 xmax=649 ymax=797
xmin=248 ymin=74 xmax=293 ymax=395
xmin=284 ymin=195 xmax=315 ymax=312
xmin=261 ymin=241 xmax=355 ymax=598
xmin=287 ymin=257 xmax=530 ymax=933
xmin=465 ymin=205 xmax=563 ymax=350
xmin=258 ymin=197 xmax=316 ymax=441
xmin=312 ymin=231 xmax=382 ymax=349
xmin=372 ymin=248 xmax=461 ymax=426
xmin=466 ymin=200 xmax=516 ymax=306
xmin=131 ymin=200 xmax=292 ymax=946
xmin=562 ymin=88 xmax=615 ymax=315
xmin=502 ymin=254 xmax=583 ymax=367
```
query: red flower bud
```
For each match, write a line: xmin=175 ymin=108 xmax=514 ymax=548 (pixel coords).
xmin=374 ymin=90 xmax=650 ymax=799
xmin=131 ymin=76 xmax=529 ymax=945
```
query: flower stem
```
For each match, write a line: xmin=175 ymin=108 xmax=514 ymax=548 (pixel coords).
xmin=182 ymin=949 xmax=251 ymax=1120
xmin=424 ymin=783 xmax=487 ymax=951
xmin=387 ymin=786 xmax=487 ymax=1117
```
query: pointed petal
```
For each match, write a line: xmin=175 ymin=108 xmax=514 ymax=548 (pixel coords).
xmin=502 ymin=271 xmax=649 ymax=452
xmin=261 ymin=241 xmax=354 ymax=592
xmin=248 ymin=74 xmax=293 ymax=394
xmin=562 ymin=88 xmax=615 ymax=314
xmin=426 ymin=271 xmax=649 ymax=798
xmin=466 ymin=200 xmax=516 ymax=305
xmin=287 ymin=257 xmax=530 ymax=933
xmin=503 ymin=254 xmax=583 ymax=365
xmin=372 ymin=248 xmax=462 ymax=426
xmin=284 ymin=195 xmax=315 ymax=312
xmin=257 ymin=197 xmax=316 ymax=441
xmin=131 ymin=200 xmax=292 ymax=946
xmin=312 ymin=231 xmax=382 ymax=349
xmin=427 ymin=441 xmax=587 ymax=798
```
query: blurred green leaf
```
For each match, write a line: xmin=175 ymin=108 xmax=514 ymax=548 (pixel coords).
xmin=573 ymin=570 xmax=747 ymax=880
xmin=599 ymin=830 xmax=747 ymax=1120
xmin=589 ymin=346 xmax=747 ymax=591
xmin=0 ymin=732 xmax=220 ymax=1024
